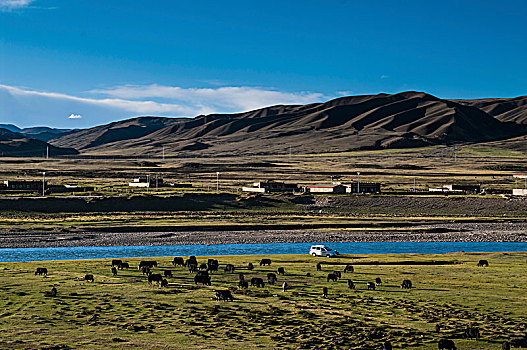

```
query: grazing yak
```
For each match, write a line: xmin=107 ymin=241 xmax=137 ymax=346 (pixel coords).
xmin=172 ymin=257 xmax=185 ymax=267
xmin=224 ymin=264 xmax=236 ymax=273
xmin=322 ymin=287 xmax=328 ymax=297
xmin=44 ymin=287 xmax=57 ymax=297
xmin=215 ymin=290 xmax=234 ymax=302
xmin=141 ymin=266 xmax=151 ymax=276
xmin=111 ymin=260 xmax=122 ymax=267
xmin=510 ymin=338 xmax=527 ymax=348
xmin=259 ymin=259 xmax=272 ymax=266
xmin=118 ymin=262 xmax=129 ymax=270
xmin=160 ymin=279 xmax=168 ymax=288
xmin=148 ymin=274 xmax=163 ymax=284
xmin=401 ymin=279 xmax=413 ymax=289
xmin=138 ymin=261 xmax=157 ymax=269
xmin=367 ymin=282 xmax=376 ymax=290
xmin=267 ymin=273 xmax=277 ymax=285
xmin=316 ymin=262 xmax=322 ymax=271
xmin=207 ymin=259 xmax=219 ymax=273
xmin=333 ymin=271 xmax=342 ymax=279
xmin=186 ymin=257 xmax=197 ymax=267
xmin=251 ymin=277 xmax=265 ymax=288
xmin=343 ymin=264 xmax=354 ymax=273
xmin=238 ymin=280 xmax=248 ymax=289
xmin=194 ymin=271 xmax=211 ymax=286
xmin=277 ymin=267 xmax=285 ymax=275
xmin=477 ymin=260 xmax=489 ymax=267
xmin=84 ymin=274 xmax=94 ymax=282
xmin=327 ymin=273 xmax=338 ymax=282
xmin=347 ymin=280 xmax=355 ymax=289
xmin=463 ymin=326 xmax=480 ymax=340
xmin=199 ymin=263 xmax=208 ymax=271
xmin=438 ymin=339 xmax=456 ymax=350
xmin=247 ymin=262 xmax=254 ymax=270
xmin=187 ymin=263 xmax=198 ymax=273
xmin=111 ymin=267 xmax=117 ymax=276
xmin=163 ymin=270 xmax=173 ymax=278
xmin=375 ymin=277 xmax=382 ymax=286
xmin=35 ymin=268 xmax=48 ymax=276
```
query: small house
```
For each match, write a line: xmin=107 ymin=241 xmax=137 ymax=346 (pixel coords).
xmin=345 ymin=182 xmax=381 ymax=194
xmin=3 ymin=180 xmax=45 ymax=192
xmin=305 ymin=184 xmax=347 ymax=194
xmin=242 ymin=180 xmax=298 ymax=193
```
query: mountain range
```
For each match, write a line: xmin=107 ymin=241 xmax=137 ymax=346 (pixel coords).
xmin=0 ymin=127 xmax=78 ymax=157
xmin=2 ymin=91 xmax=527 ymax=157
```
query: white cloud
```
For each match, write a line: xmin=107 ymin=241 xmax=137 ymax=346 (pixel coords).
xmin=0 ymin=83 xmax=328 ymax=118
xmin=380 ymin=75 xmax=389 ymax=79
xmin=0 ymin=84 xmax=202 ymax=115
xmin=90 ymin=84 xmax=327 ymax=113
xmin=0 ymin=0 xmax=35 ymax=11
xmin=68 ymin=113 xmax=82 ymax=119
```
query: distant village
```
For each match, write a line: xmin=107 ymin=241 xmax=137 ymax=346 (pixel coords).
xmin=1 ymin=175 xmax=527 ymax=196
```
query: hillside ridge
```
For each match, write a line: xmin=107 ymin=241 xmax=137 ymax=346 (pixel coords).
xmin=8 ymin=91 xmax=527 ymax=156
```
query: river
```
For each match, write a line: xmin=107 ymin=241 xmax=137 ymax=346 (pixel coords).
xmin=1 ymin=241 xmax=527 ymax=262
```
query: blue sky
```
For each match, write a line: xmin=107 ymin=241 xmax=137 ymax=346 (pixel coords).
xmin=1 ymin=0 xmax=526 ymax=128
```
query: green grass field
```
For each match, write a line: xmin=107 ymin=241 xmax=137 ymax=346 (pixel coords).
xmin=1 ymin=253 xmax=526 ymax=349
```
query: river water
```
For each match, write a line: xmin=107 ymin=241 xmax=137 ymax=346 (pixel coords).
xmin=1 ymin=241 xmax=527 ymax=262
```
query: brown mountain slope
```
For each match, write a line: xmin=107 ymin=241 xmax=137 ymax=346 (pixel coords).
xmin=453 ymin=95 xmax=527 ymax=124
xmin=0 ymin=128 xmax=78 ymax=157
xmin=50 ymin=92 xmax=527 ymax=156
xmin=50 ymin=117 xmax=182 ymax=150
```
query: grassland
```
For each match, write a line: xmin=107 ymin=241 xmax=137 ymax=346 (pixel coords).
xmin=0 ymin=253 xmax=526 ymax=349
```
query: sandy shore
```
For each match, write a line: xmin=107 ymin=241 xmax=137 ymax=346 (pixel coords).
xmin=1 ymin=222 xmax=527 ymax=248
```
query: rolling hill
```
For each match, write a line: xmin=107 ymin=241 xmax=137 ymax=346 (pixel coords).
xmin=454 ymin=96 xmax=527 ymax=125
xmin=47 ymin=91 xmax=527 ymax=156
xmin=0 ymin=128 xmax=78 ymax=157
xmin=49 ymin=117 xmax=181 ymax=151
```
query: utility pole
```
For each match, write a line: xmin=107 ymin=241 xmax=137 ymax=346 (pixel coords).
xmin=216 ymin=172 xmax=220 ymax=194
xmin=357 ymin=171 xmax=360 ymax=194
xmin=42 ymin=172 xmax=45 ymax=197
xmin=146 ymin=174 xmax=150 ymax=193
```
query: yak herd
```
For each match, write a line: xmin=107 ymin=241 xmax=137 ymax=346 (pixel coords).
xmin=33 ymin=256 xmax=522 ymax=349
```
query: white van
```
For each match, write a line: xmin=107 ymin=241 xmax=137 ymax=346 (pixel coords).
xmin=309 ymin=245 xmax=339 ymax=257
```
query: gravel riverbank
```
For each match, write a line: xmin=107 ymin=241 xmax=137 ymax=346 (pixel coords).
xmin=1 ymin=222 xmax=527 ymax=248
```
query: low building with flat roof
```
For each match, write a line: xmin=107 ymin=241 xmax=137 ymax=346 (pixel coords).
xmin=305 ymin=184 xmax=347 ymax=194
xmin=429 ymin=184 xmax=481 ymax=194
xmin=3 ymin=180 xmax=45 ymax=192
xmin=345 ymin=182 xmax=381 ymax=194
xmin=242 ymin=180 xmax=298 ymax=193
xmin=128 ymin=177 xmax=164 ymax=188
